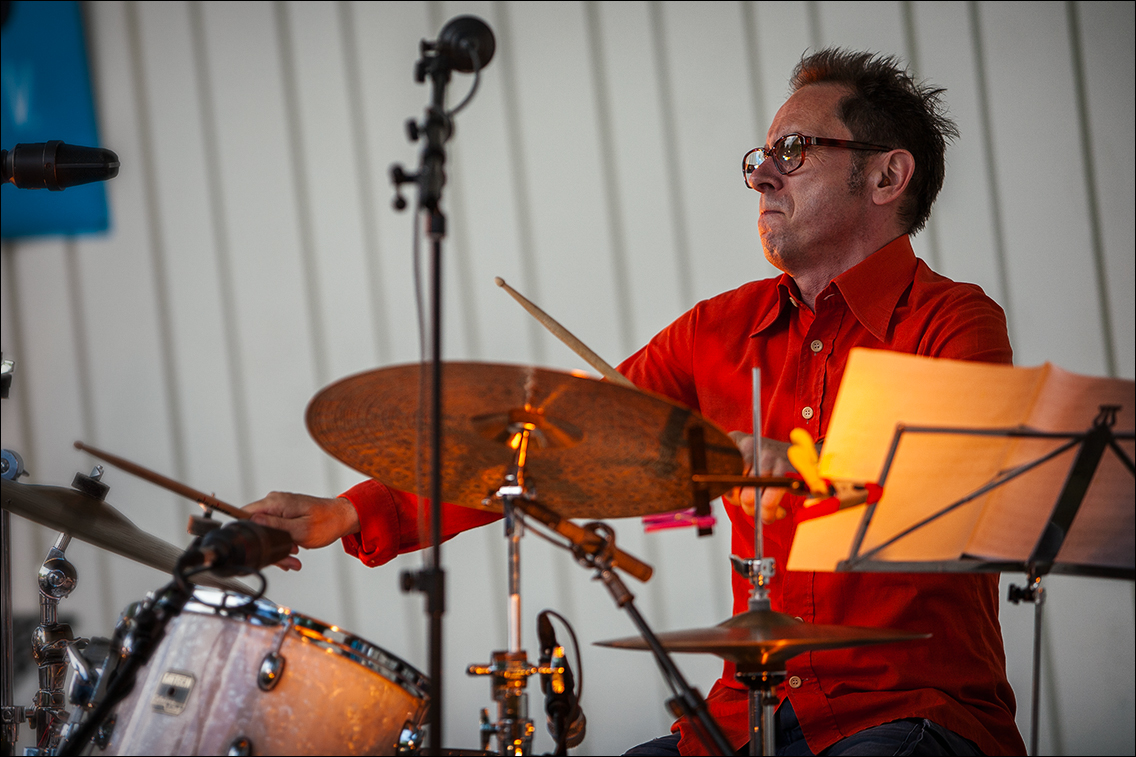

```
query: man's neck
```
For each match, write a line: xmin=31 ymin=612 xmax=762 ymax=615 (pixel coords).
xmin=788 ymin=231 xmax=905 ymax=310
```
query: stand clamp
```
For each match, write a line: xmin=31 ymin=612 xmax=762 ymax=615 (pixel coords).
xmin=467 ymin=652 xmax=565 ymax=756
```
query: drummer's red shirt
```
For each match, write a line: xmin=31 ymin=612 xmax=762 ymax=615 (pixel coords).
xmin=339 ymin=236 xmax=1025 ymax=755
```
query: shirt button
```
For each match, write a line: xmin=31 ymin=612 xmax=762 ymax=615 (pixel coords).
xmin=810 ymin=339 xmax=823 ymax=353
xmin=801 ymin=406 xmax=814 ymax=420
xmin=788 ymin=675 xmax=802 ymax=688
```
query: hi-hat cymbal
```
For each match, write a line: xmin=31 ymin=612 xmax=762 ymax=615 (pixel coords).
xmin=2 ymin=479 xmax=249 ymax=593
xmin=595 ymin=608 xmax=930 ymax=671
xmin=306 ymin=362 xmax=743 ymax=520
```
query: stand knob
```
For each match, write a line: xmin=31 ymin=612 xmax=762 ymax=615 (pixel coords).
xmin=1 ymin=448 xmax=25 ymax=480
xmin=71 ymin=466 xmax=109 ymax=501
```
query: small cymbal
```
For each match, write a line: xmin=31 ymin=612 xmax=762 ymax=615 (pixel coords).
xmin=2 ymin=479 xmax=249 ymax=593
xmin=595 ymin=608 xmax=929 ymax=671
xmin=306 ymin=362 xmax=742 ymax=519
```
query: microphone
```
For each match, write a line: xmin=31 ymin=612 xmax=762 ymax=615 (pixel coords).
xmin=185 ymin=521 xmax=294 ymax=577
xmin=2 ymin=141 xmax=120 ymax=190
xmin=434 ymin=15 xmax=495 ymax=73
xmin=538 ymin=612 xmax=585 ymax=751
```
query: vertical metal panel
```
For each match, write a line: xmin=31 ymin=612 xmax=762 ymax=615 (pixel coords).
xmin=590 ymin=1 xmax=686 ymax=349
xmin=1064 ymin=1 xmax=1116 ymax=378
xmin=344 ymin=1 xmax=434 ymax=366
xmin=1076 ymin=0 xmax=1136 ymax=379
xmin=133 ymin=1 xmax=247 ymax=508
xmin=193 ymin=0 xmax=345 ymax=623
xmin=977 ymin=2 xmax=1107 ymax=373
xmin=73 ymin=0 xmax=198 ymax=623
xmin=750 ymin=2 xmax=814 ymax=143
xmin=908 ymin=2 xmax=1007 ymax=305
xmin=336 ymin=0 xmax=393 ymax=367
xmin=484 ymin=0 xmax=548 ymax=363
xmin=497 ymin=2 xmax=623 ymax=371
xmin=815 ymin=0 xmax=905 ymax=50
xmin=655 ymin=1 xmax=772 ymax=305
xmin=430 ymin=1 xmax=536 ymax=368
xmin=582 ymin=0 xmax=636 ymax=358
xmin=187 ymin=0 xmax=260 ymax=505
xmin=814 ymin=1 xmax=942 ymax=268
xmin=123 ymin=1 xmax=190 ymax=505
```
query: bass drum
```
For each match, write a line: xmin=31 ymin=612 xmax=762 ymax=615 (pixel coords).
xmin=96 ymin=588 xmax=428 ymax=755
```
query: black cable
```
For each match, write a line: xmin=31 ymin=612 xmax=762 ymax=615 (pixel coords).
xmin=446 ymin=45 xmax=482 ymax=117
xmin=541 ymin=609 xmax=584 ymax=724
xmin=538 ymin=609 xmax=584 ymax=755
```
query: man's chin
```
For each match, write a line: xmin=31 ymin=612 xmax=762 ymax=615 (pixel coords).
xmin=759 ymin=237 xmax=796 ymax=273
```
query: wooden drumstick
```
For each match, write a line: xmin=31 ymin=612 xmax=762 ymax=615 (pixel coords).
xmin=73 ymin=441 xmax=250 ymax=520
xmin=495 ymin=276 xmax=636 ymax=389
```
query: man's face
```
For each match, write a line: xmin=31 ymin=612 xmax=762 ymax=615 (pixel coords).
xmin=751 ymin=84 xmax=870 ymax=274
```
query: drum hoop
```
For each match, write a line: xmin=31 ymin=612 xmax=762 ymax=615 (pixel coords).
xmin=185 ymin=587 xmax=430 ymax=700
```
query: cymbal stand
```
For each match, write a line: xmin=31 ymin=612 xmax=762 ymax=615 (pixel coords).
xmin=732 ymin=368 xmax=778 ymax=756
xmin=23 ymin=531 xmax=80 ymax=755
xmin=563 ymin=522 xmax=732 ymax=756
xmin=469 ymin=422 xmax=556 ymax=755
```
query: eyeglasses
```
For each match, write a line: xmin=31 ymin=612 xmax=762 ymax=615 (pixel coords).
xmin=742 ymin=133 xmax=891 ymax=186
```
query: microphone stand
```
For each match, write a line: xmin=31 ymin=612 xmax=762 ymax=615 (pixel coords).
xmin=55 ymin=579 xmax=193 ymax=756
xmin=391 ymin=27 xmax=484 ymax=753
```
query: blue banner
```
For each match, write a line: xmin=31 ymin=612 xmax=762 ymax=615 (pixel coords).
xmin=1 ymin=0 xmax=112 ymax=238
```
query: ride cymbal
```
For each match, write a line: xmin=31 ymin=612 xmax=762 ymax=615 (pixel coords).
xmin=306 ymin=362 xmax=743 ymax=519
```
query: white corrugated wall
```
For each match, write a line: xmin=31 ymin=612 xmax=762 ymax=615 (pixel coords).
xmin=2 ymin=1 xmax=1133 ymax=754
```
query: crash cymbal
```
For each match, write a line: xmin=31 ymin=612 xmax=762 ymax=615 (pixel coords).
xmin=306 ymin=362 xmax=743 ymax=519
xmin=595 ymin=607 xmax=930 ymax=671
xmin=2 ymin=479 xmax=249 ymax=593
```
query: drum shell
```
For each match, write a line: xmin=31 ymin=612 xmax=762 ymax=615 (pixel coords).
xmin=97 ymin=594 xmax=427 ymax=755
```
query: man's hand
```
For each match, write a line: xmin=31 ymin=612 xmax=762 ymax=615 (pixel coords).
xmin=242 ymin=492 xmax=360 ymax=571
xmin=724 ymin=431 xmax=792 ymax=523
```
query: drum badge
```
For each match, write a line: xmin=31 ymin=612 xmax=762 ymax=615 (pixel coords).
xmin=151 ymin=670 xmax=197 ymax=716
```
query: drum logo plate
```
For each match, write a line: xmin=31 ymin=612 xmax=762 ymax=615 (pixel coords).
xmin=151 ymin=669 xmax=196 ymax=716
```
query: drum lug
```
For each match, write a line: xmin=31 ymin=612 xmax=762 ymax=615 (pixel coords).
xmin=257 ymin=652 xmax=286 ymax=691
xmin=396 ymin=721 xmax=422 ymax=754
xmin=258 ymin=614 xmax=293 ymax=691
xmin=227 ymin=736 xmax=253 ymax=756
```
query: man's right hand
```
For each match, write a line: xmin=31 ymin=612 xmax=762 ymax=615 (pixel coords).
xmin=724 ymin=432 xmax=793 ymax=523
xmin=242 ymin=492 xmax=361 ymax=571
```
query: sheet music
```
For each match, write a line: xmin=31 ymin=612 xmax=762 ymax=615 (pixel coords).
xmin=787 ymin=349 xmax=1134 ymax=573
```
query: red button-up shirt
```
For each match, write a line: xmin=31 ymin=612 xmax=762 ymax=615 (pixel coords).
xmin=338 ymin=235 xmax=1024 ymax=755
xmin=617 ymin=235 xmax=1023 ymax=755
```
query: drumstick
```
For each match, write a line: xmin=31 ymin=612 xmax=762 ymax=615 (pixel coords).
xmin=495 ymin=276 xmax=637 ymax=390
xmin=73 ymin=441 xmax=250 ymax=520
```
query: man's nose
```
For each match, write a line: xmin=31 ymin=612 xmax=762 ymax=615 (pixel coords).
xmin=748 ymin=158 xmax=781 ymax=194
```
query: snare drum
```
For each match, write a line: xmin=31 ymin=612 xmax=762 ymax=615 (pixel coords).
xmin=96 ymin=588 xmax=428 ymax=756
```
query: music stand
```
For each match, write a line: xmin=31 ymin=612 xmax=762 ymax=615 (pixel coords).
xmin=786 ymin=349 xmax=1134 ymax=756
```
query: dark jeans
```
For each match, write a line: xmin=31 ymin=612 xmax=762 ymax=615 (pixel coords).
xmin=623 ymin=699 xmax=984 ymax=756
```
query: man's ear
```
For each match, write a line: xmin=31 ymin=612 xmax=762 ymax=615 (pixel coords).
xmin=871 ymin=149 xmax=914 ymax=206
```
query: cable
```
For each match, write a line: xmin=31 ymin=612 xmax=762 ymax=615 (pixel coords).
xmin=446 ymin=45 xmax=482 ymax=117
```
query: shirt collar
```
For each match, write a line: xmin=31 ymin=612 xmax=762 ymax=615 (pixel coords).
xmin=833 ymin=235 xmax=917 ymax=341
xmin=751 ymin=235 xmax=917 ymax=341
